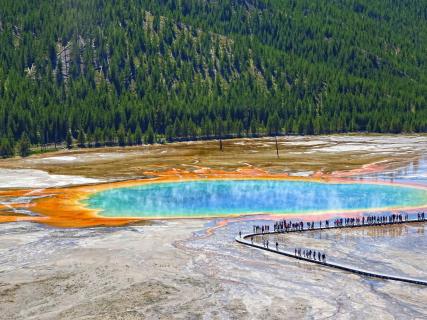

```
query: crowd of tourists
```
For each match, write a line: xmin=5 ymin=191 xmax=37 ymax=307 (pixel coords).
xmin=272 ymin=220 xmax=305 ymax=232
xmin=264 ymin=212 xmax=427 ymax=234
xmin=253 ymin=225 xmax=271 ymax=233
xmin=294 ymin=248 xmax=326 ymax=263
xmin=249 ymin=235 xmax=328 ymax=264
xmin=334 ymin=213 xmax=410 ymax=227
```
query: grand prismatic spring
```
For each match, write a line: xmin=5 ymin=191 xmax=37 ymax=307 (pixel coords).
xmin=85 ymin=180 xmax=427 ymax=218
xmin=1 ymin=136 xmax=427 ymax=319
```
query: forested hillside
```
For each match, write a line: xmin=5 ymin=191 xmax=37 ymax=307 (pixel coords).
xmin=1 ymin=0 xmax=427 ymax=156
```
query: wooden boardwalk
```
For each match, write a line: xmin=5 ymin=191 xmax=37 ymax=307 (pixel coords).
xmin=236 ymin=219 xmax=427 ymax=286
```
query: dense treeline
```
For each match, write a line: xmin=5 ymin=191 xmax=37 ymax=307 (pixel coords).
xmin=1 ymin=0 xmax=427 ymax=157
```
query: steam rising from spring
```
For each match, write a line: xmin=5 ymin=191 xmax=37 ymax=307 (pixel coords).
xmin=86 ymin=180 xmax=427 ymax=218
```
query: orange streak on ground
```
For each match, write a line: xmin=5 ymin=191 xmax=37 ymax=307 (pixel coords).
xmin=330 ymin=161 xmax=387 ymax=177
xmin=1 ymin=166 xmax=426 ymax=228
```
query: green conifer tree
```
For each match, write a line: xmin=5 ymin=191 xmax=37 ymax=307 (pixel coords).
xmin=145 ymin=124 xmax=155 ymax=144
xmin=117 ymin=125 xmax=126 ymax=146
xmin=77 ymin=130 xmax=86 ymax=148
xmin=135 ymin=126 xmax=143 ymax=145
xmin=19 ymin=133 xmax=31 ymax=157
xmin=0 ymin=138 xmax=14 ymax=158
xmin=66 ymin=131 xmax=73 ymax=149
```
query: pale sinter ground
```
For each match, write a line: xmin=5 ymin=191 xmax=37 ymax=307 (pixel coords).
xmin=1 ymin=221 xmax=426 ymax=319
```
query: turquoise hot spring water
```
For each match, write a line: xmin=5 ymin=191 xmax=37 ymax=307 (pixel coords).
xmin=85 ymin=180 xmax=427 ymax=218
